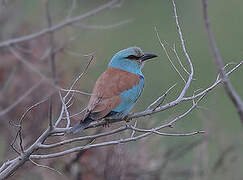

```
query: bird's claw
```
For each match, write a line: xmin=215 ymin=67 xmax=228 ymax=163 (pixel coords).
xmin=124 ymin=115 xmax=130 ymax=123
xmin=102 ymin=119 xmax=110 ymax=128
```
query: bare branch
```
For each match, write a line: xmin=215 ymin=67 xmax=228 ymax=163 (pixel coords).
xmin=73 ymin=19 xmax=133 ymax=30
xmin=172 ymin=43 xmax=190 ymax=76
xmin=155 ymin=26 xmax=186 ymax=83
xmin=126 ymin=1 xmax=194 ymax=119
xmin=32 ymin=127 xmax=203 ymax=160
xmin=0 ymin=129 xmax=51 ymax=179
xmin=183 ymin=61 xmax=243 ymax=101
xmin=40 ymin=126 xmax=127 ymax=149
xmin=62 ymin=107 xmax=86 ymax=119
xmin=147 ymin=83 xmax=177 ymax=110
xmin=10 ymin=96 xmax=50 ymax=154
xmin=46 ymin=0 xmax=57 ymax=83
xmin=54 ymin=55 xmax=93 ymax=127
xmin=0 ymin=160 xmax=16 ymax=173
xmin=59 ymin=89 xmax=92 ymax=96
xmin=48 ymin=96 xmax=53 ymax=129
xmin=64 ymin=55 xmax=94 ymax=100
xmin=58 ymin=91 xmax=71 ymax=128
xmin=39 ymin=35 xmax=78 ymax=61
xmin=29 ymin=158 xmax=63 ymax=176
xmin=9 ymin=45 xmax=92 ymax=98
xmin=201 ymin=0 xmax=243 ymax=122
xmin=66 ymin=0 xmax=77 ymax=20
xmin=0 ymin=0 xmax=120 ymax=48
xmin=227 ymin=60 xmax=242 ymax=75
xmin=172 ymin=0 xmax=194 ymax=100
xmin=9 ymin=46 xmax=55 ymax=85
xmin=130 ymin=126 xmax=204 ymax=137
xmin=130 ymin=120 xmax=137 ymax=138
xmin=0 ymin=78 xmax=44 ymax=117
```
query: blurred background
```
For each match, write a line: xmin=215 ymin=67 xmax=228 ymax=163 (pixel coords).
xmin=0 ymin=0 xmax=243 ymax=179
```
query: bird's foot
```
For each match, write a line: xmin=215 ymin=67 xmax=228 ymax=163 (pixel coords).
xmin=123 ymin=116 xmax=132 ymax=128
xmin=124 ymin=115 xmax=130 ymax=123
xmin=102 ymin=119 xmax=110 ymax=128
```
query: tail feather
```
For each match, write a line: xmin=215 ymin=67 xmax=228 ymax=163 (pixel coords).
xmin=68 ymin=118 xmax=93 ymax=134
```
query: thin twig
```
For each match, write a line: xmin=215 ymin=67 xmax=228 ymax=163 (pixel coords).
xmin=147 ymin=83 xmax=177 ymax=110
xmin=73 ymin=19 xmax=133 ymax=30
xmin=66 ymin=0 xmax=77 ymax=20
xmin=46 ymin=0 xmax=57 ymax=83
xmin=0 ymin=78 xmax=44 ymax=117
xmin=59 ymin=91 xmax=71 ymax=128
xmin=172 ymin=43 xmax=190 ymax=75
xmin=155 ymin=26 xmax=186 ymax=83
xmin=9 ymin=45 xmax=92 ymax=97
xmin=10 ymin=96 xmax=50 ymax=154
xmin=48 ymin=96 xmax=53 ymax=129
xmin=29 ymin=158 xmax=63 ymax=176
xmin=130 ymin=126 xmax=204 ymax=137
xmin=131 ymin=120 xmax=137 ymax=138
xmin=40 ymin=126 xmax=128 ymax=149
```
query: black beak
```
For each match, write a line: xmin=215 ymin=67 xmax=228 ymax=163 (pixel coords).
xmin=140 ymin=53 xmax=157 ymax=62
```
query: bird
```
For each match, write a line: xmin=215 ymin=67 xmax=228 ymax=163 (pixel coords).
xmin=69 ymin=47 xmax=157 ymax=133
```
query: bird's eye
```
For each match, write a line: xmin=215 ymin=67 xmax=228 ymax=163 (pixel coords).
xmin=126 ymin=55 xmax=140 ymax=60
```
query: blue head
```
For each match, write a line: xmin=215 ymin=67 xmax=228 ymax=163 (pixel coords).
xmin=108 ymin=47 xmax=157 ymax=76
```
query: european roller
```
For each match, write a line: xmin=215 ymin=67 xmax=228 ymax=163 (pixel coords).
xmin=70 ymin=47 xmax=157 ymax=133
